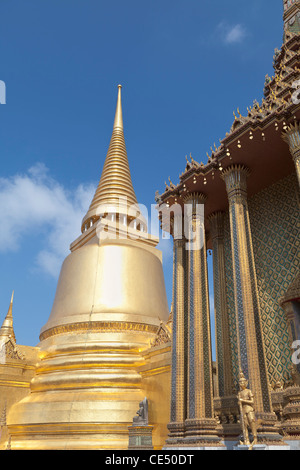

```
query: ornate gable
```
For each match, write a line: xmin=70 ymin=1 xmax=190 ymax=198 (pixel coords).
xmin=0 ymin=336 xmax=25 ymax=362
xmin=151 ymin=321 xmax=172 ymax=347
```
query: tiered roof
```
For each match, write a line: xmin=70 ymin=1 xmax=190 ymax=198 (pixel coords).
xmin=157 ymin=4 xmax=300 ymax=240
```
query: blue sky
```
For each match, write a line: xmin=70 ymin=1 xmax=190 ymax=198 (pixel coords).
xmin=0 ymin=0 xmax=284 ymax=350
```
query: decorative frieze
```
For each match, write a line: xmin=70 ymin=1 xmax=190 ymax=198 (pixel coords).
xmin=40 ymin=321 xmax=159 ymax=341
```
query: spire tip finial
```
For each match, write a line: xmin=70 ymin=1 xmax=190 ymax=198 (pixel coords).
xmin=113 ymin=83 xmax=124 ymax=129
xmin=81 ymin=83 xmax=138 ymax=232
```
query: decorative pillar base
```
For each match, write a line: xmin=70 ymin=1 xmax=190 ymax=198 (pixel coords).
xmin=128 ymin=425 xmax=153 ymax=450
xmin=255 ymin=412 xmax=286 ymax=446
xmin=164 ymin=419 xmax=226 ymax=449
xmin=281 ymin=386 xmax=300 ymax=441
xmin=214 ymin=395 xmax=240 ymax=441
xmin=184 ymin=418 xmax=226 ymax=448
xmin=233 ymin=444 xmax=290 ymax=451
xmin=164 ymin=445 xmax=226 ymax=450
xmin=164 ymin=422 xmax=185 ymax=446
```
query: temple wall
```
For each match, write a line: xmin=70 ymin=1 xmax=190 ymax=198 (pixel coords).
xmin=140 ymin=344 xmax=171 ymax=450
xmin=0 ymin=345 xmax=39 ymax=449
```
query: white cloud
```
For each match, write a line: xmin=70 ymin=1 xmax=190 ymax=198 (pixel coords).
xmin=217 ymin=22 xmax=247 ymax=45
xmin=0 ymin=164 xmax=95 ymax=278
xmin=225 ymin=24 xmax=246 ymax=44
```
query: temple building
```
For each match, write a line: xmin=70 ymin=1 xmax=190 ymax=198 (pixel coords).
xmin=157 ymin=0 xmax=300 ymax=449
xmin=0 ymin=0 xmax=299 ymax=450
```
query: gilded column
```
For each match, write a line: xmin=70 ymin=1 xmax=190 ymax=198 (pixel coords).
xmin=282 ymin=122 xmax=300 ymax=187
xmin=167 ymin=214 xmax=187 ymax=443
xmin=221 ymin=164 xmax=283 ymax=445
xmin=183 ymin=194 xmax=222 ymax=447
xmin=208 ymin=212 xmax=233 ymax=398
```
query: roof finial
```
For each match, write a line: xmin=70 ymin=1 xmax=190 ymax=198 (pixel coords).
xmin=113 ymin=84 xmax=124 ymax=130
xmin=7 ymin=291 xmax=14 ymax=318
xmin=0 ymin=291 xmax=16 ymax=341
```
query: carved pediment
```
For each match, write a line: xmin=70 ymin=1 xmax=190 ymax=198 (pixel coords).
xmin=151 ymin=321 xmax=172 ymax=348
xmin=0 ymin=336 xmax=25 ymax=362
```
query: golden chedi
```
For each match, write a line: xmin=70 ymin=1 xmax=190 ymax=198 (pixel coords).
xmin=7 ymin=85 xmax=170 ymax=450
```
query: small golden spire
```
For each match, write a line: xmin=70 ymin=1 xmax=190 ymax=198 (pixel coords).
xmin=0 ymin=291 xmax=16 ymax=341
xmin=7 ymin=291 xmax=14 ymax=318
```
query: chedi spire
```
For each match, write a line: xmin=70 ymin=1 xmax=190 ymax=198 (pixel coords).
xmin=81 ymin=85 xmax=139 ymax=232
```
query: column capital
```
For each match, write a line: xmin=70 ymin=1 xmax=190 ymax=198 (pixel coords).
xmin=173 ymin=237 xmax=186 ymax=248
xmin=182 ymin=192 xmax=206 ymax=223
xmin=282 ymin=122 xmax=300 ymax=186
xmin=170 ymin=212 xmax=185 ymax=242
xmin=221 ymin=164 xmax=250 ymax=202
xmin=282 ymin=121 xmax=300 ymax=155
xmin=182 ymin=191 xmax=207 ymax=205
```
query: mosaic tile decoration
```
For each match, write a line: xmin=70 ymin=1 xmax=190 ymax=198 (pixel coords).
xmin=231 ymin=202 xmax=249 ymax=380
xmin=223 ymin=215 xmax=240 ymax=392
xmin=212 ymin=237 xmax=226 ymax=396
xmin=248 ymin=172 xmax=300 ymax=385
xmin=222 ymin=172 xmax=299 ymax=390
xmin=170 ymin=242 xmax=178 ymax=422
xmin=188 ymin=241 xmax=195 ymax=419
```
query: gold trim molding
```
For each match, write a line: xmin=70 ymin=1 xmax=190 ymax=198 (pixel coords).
xmin=40 ymin=321 xmax=159 ymax=341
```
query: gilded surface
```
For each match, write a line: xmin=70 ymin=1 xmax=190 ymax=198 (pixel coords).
xmin=238 ymin=372 xmax=258 ymax=449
